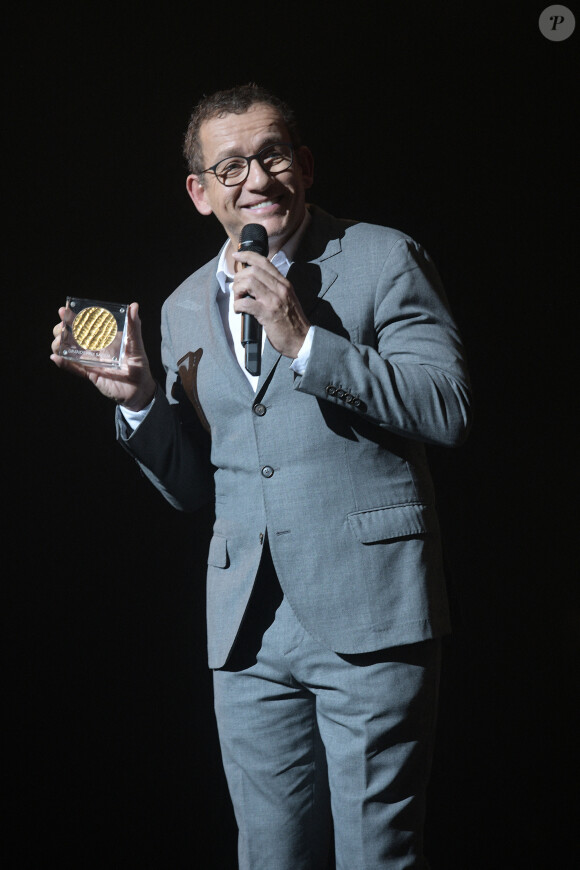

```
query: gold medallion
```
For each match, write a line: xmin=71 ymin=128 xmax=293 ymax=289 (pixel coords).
xmin=72 ymin=306 xmax=118 ymax=351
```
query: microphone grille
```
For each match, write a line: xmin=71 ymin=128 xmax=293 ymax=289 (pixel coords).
xmin=239 ymin=223 xmax=268 ymax=256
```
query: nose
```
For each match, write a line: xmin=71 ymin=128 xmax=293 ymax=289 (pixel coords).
xmin=245 ymin=155 xmax=271 ymax=187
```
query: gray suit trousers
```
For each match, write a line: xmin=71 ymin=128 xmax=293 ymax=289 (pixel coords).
xmin=213 ymin=542 xmax=441 ymax=870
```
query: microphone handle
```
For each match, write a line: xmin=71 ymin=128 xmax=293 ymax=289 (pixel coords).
xmin=238 ymin=226 xmax=267 ymax=377
xmin=242 ymin=310 xmax=261 ymax=346
xmin=241 ymin=265 xmax=262 ymax=376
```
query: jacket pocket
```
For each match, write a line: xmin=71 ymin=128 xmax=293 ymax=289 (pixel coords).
xmin=347 ymin=502 xmax=434 ymax=543
xmin=207 ymin=534 xmax=229 ymax=568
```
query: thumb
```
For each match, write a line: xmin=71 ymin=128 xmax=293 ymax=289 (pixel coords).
xmin=125 ymin=302 xmax=147 ymax=358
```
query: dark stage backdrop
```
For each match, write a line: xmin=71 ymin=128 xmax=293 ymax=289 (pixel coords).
xmin=5 ymin=3 xmax=577 ymax=868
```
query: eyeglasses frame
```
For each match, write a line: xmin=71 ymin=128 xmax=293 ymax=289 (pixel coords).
xmin=199 ymin=141 xmax=295 ymax=187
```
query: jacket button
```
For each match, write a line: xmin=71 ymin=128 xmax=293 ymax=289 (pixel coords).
xmin=261 ymin=465 xmax=274 ymax=478
xmin=336 ymin=389 xmax=345 ymax=400
xmin=253 ymin=403 xmax=267 ymax=416
xmin=326 ymin=385 xmax=337 ymax=396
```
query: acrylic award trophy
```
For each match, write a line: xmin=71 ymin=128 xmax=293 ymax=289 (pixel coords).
xmin=58 ymin=297 xmax=128 ymax=367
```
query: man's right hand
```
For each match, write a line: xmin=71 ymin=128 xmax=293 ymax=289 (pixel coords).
xmin=51 ymin=301 xmax=157 ymax=411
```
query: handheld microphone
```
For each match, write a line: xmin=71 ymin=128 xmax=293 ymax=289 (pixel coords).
xmin=238 ymin=224 xmax=268 ymax=376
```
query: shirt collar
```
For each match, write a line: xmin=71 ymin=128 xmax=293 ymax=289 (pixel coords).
xmin=216 ymin=209 xmax=311 ymax=294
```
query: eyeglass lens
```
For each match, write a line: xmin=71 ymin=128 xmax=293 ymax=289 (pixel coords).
xmin=215 ymin=143 xmax=293 ymax=185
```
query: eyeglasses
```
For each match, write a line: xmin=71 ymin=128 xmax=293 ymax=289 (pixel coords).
xmin=200 ymin=142 xmax=294 ymax=187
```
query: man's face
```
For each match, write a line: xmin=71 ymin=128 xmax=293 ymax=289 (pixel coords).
xmin=186 ymin=103 xmax=314 ymax=254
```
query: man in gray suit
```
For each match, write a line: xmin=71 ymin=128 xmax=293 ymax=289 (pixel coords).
xmin=52 ymin=84 xmax=471 ymax=869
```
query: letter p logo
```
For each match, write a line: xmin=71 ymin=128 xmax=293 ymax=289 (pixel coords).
xmin=539 ymin=5 xmax=576 ymax=40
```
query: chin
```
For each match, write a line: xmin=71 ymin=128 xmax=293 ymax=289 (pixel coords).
xmin=263 ymin=216 xmax=296 ymax=244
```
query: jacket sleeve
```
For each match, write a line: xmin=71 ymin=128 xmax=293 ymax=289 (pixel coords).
xmin=295 ymin=237 xmax=472 ymax=447
xmin=116 ymin=385 xmax=214 ymax=512
xmin=115 ymin=300 xmax=215 ymax=513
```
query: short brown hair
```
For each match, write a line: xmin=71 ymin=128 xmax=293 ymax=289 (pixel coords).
xmin=182 ymin=83 xmax=301 ymax=175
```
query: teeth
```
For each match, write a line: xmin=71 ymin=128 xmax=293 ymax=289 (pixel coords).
xmin=248 ymin=201 xmax=274 ymax=209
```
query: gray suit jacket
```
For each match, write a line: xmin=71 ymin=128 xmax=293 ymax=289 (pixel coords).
xmin=118 ymin=206 xmax=472 ymax=668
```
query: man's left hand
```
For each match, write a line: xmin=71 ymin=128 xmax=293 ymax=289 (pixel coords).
xmin=232 ymin=250 xmax=310 ymax=359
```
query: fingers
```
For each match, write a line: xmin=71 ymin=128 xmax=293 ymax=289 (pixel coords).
xmin=49 ymin=347 xmax=102 ymax=381
xmin=51 ymin=310 xmax=66 ymax=354
xmin=50 ymin=354 xmax=90 ymax=377
xmin=51 ymin=304 xmax=80 ymax=356
xmin=123 ymin=303 xmax=151 ymax=370
xmin=51 ymin=326 xmax=61 ymax=354
xmin=58 ymin=305 xmax=74 ymax=323
xmin=125 ymin=302 xmax=143 ymax=350
xmin=230 ymin=255 xmax=309 ymax=358
xmin=232 ymin=249 xmax=280 ymax=279
xmin=52 ymin=306 xmax=71 ymax=338
xmin=231 ymin=255 xmax=289 ymax=310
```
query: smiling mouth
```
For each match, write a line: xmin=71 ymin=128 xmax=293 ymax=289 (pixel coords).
xmin=245 ymin=200 xmax=278 ymax=210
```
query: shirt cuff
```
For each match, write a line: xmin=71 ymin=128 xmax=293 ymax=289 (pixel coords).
xmin=119 ymin=395 xmax=155 ymax=431
xmin=290 ymin=326 xmax=315 ymax=375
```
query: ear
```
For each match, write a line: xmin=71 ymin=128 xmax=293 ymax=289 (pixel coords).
xmin=186 ymin=174 xmax=213 ymax=216
xmin=297 ymin=146 xmax=314 ymax=191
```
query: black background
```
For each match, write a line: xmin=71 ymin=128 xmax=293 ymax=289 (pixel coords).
xmin=5 ymin=3 xmax=578 ymax=868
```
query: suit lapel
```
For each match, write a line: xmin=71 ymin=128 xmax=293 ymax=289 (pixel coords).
xmin=204 ymin=270 xmax=257 ymax=400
